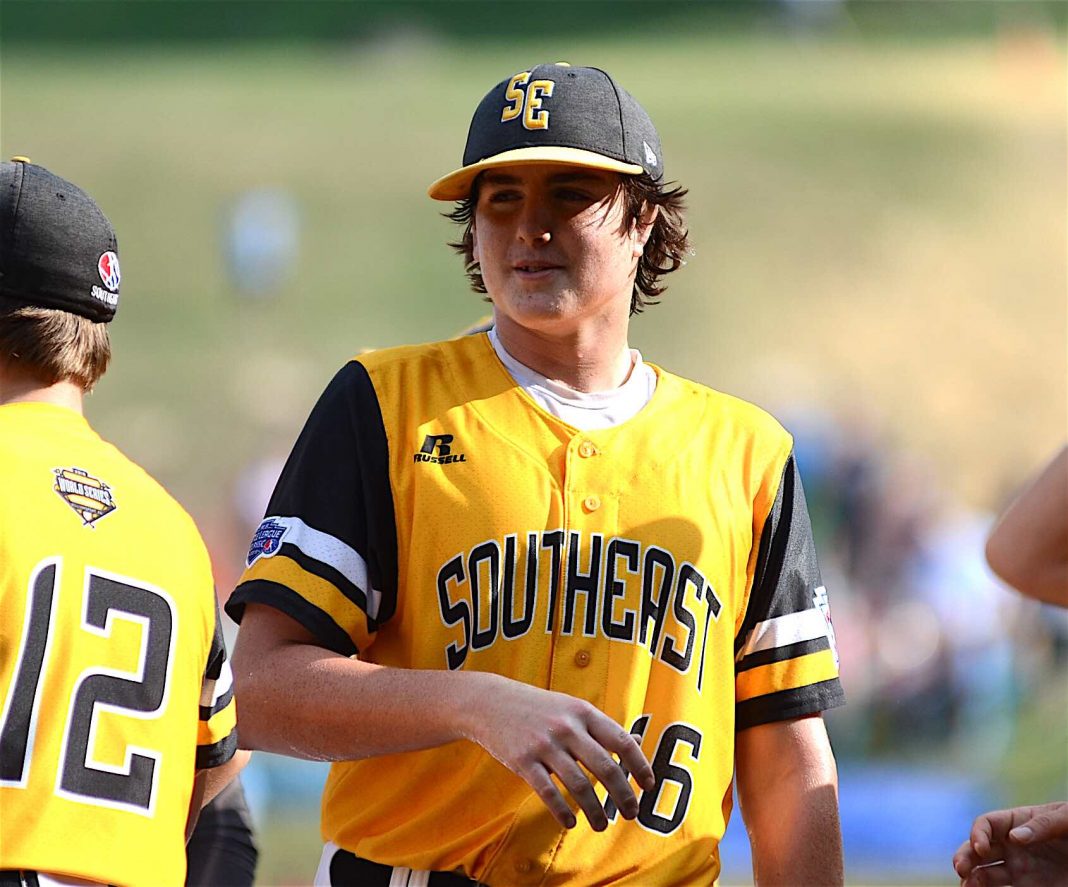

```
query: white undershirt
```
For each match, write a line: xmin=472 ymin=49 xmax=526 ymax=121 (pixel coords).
xmin=487 ymin=327 xmax=657 ymax=431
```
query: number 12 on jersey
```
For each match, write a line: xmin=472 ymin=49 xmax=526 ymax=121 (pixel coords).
xmin=0 ymin=557 xmax=176 ymax=816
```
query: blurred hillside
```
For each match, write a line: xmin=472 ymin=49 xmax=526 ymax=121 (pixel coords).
xmin=3 ymin=19 xmax=1063 ymax=539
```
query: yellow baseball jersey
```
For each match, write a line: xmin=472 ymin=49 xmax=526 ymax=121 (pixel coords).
xmin=228 ymin=334 xmax=843 ymax=885
xmin=0 ymin=403 xmax=237 ymax=887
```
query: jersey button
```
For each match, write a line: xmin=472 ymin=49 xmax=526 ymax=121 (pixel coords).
xmin=583 ymin=495 xmax=601 ymax=512
xmin=579 ymin=440 xmax=597 ymax=458
xmin=574 ymin=649 xmax=591 ymax=668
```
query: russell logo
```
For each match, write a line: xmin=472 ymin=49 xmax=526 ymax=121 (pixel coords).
xmin=98 ymin=251 xmax=121 ymax=292
xmin=414 ymin=434 xmax=467 ymax=465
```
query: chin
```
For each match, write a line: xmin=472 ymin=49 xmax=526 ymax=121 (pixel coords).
xmin=495 ymin=290 xmax=573 ymax=323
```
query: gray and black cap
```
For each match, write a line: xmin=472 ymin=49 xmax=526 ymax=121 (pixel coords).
xmin=0 ymin=157 xmax=121 ymax=323
xmin=428 ymin=63 xmax=663 ymax=201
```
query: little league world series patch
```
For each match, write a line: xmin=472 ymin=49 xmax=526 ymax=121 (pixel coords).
xmin=247 ymin=517 xmax=289 ymax=566
xmin=53 ymin=466 xmax=116 ymax=527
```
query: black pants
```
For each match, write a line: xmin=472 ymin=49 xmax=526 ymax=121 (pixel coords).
xmin=327 ymin=848 xmax=482 ymax=887
xmin=185 ymin=778 xmax=258 ymax=887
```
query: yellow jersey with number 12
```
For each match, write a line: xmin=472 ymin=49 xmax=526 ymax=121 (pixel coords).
xmin=0 ymin=402 xmax=236 ymax=887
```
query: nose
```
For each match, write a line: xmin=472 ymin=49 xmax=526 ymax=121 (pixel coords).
xmin=516 ymin=199 xmax=552 ymax=246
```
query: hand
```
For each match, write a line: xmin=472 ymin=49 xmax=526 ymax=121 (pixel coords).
xmin=459 ymin=674 xmax=655 ymax=832
xmin=953 ymin=801 xmax=1068 ymax=886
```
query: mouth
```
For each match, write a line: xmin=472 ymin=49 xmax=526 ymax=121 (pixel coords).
xmin=512 ymin=262 xmax=562 ymax=274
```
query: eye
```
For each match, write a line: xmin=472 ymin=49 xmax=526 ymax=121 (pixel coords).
xmin=485 ymin=189 xmax=521 ymax=204
xmin=555 ymin=188 xmax=592 ymax=202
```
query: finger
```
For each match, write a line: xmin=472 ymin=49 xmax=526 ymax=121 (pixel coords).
xmin=573 ymin=743 xmax=640 ymax=821
xmin=588 ymin=718 xmax=655 ymax=792
xmin=1011 ymin=803 xmax=1068 ymax=844
xmin=953 ymin=840 xmax=981 ymax=878
xmin=970 ymin=810 xmax=1023 ymax=859
xmin=521 ymin=762 xmax=577 ymax=830
xmin=547 ymin=753 xmax=609 ymax=832
xmin=970 ymin=814 xmax=996 ymax=858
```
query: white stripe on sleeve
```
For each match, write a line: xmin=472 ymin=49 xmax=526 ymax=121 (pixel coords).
xmin=271 ymin=515 xmax=383 ymax=621
xmin=736 ymin=607 xmax=829 ymax=661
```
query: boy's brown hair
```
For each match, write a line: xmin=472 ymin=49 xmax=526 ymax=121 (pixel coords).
xmin=0 ymin=298 xmax=111 ymax=390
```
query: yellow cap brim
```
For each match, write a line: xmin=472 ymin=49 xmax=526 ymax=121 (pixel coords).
xmin=427 ymin=146 xmax=644 ymax=201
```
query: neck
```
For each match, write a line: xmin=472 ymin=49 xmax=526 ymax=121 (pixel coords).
xmin=0 ymin=365 xmax=85 ymax=413
xmin=492 ymin=313 xmax=633 ymax=393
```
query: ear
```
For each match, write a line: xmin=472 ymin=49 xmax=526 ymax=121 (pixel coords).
xmin=631 ymin=204 xmax=659 ymax=258
xmin=471 ymin=222 xmax=480 ymax=265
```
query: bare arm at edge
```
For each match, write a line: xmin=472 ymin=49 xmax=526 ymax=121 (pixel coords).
xmin=737 ymin=714 xmax=844 ymax=887
xmin=985 ymin=445 xmax=1068 ymax=607
xmin=230 ymin=603 xmax=654 ymax=831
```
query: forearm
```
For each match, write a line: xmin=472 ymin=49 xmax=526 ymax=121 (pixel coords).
xmin=201 ymin=749 xmax=250 ymax=806
xmin=737 ymin=717 xmax=843 ymax=887
xmin=230 ymin=604 xmax=654 ymax=832
xmin=232 ymin=633 xmax=490 ymax=760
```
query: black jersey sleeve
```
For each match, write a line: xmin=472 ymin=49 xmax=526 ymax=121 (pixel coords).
xmin=197 ymin=596 xmax=238 ymax=769
xmin=733 ymin=453 xmax=844 ymax=730
xmin=225 ymin=361 xmax=398 ymax=657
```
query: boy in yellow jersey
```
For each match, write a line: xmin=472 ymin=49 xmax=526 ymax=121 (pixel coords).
xmin=0 ymin=159 xmax=244 ymax=887
xmin=229 ymin=64 xmax=845 ymax=886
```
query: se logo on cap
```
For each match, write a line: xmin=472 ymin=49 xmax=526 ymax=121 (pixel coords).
xmin=501 ymin=72 xmax=555 ymax=131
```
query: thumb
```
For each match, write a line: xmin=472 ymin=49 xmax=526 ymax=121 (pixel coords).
xmin=1009 ymin=804 xmax=1068 ymax=844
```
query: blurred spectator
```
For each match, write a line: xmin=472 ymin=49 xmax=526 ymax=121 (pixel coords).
xmin=790 ymin=406 xmax=1063 ymax=762
xmin=224 ymin=188 xmax=300 ymax=298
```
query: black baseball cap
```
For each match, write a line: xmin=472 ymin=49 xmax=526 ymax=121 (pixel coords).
xmin=428 ymin=63 xmax=663 ymax=201
xmin=0 ymin=157 xmax=121 ymax=323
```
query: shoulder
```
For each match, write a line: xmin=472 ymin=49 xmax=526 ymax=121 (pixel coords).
xmin=107 ymin=444 xmax=211 ymax=553
xmin=353 ymin=334 xmax=490 ymax=379
xmin=341 ymin=334 xmax=502 ymax=416
xmin=652 ymin=364 xmax=794 ymax=451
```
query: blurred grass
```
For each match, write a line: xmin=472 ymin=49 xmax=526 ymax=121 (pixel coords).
xmin=3 ymin=32 xmax=1064 ymax=538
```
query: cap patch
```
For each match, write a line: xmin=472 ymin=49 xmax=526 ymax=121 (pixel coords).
xmin=53 ymin=467 xmax=116 ymax=527
xmin=98 ymin=251 xmax=121 ymax=291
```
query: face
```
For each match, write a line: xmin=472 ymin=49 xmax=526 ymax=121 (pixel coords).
xmin=471 ymin=164 xmax=653 ymax=337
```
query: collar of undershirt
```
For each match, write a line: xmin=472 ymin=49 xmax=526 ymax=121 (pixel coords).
xmin=487 ymin=327 xmax=656 ymax=421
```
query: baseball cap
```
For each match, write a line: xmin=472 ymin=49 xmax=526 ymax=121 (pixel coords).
xmin=0 ymin=157 xmax=121 ymax=323
xmin=428 ymin=63 xmax=663 ymax=201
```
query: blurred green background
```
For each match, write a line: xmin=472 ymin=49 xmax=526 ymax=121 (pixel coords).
xmin=3 ymin=1 xmax=1066 ymax=884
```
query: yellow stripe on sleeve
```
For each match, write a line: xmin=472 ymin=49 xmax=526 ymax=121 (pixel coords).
xmin=735 ymin=649 xmax=839 ymax=702
xmin=198 ymin=698 xmax=237 ymax=748
xmin=241 ymin=554 xmax=371 ymax=645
